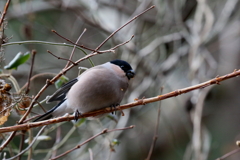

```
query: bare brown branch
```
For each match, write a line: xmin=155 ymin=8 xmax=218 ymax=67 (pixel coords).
xmin=47 ymin=50 xmax=77 ymax=65
xmin=145 ymin=87 xmax=163 ymax=160
xmin=97 ymin=35 xmax=134 ymax=53
xmin=50 ymin=125 xmax=135 ymax=160
xmin=94 ymin=5 xmax=155 ymax=51
xmin=0 ymin=69 xmax=239 ymax=133
xmin=4 ymin=126 xmax=46 ymax=160
xmin=0 ymin=0 xmax=11 ymax=26
xmin=216 ymin=148 xmax=240 ymax=160
xmin=64 ymin=28 xmax=87 ymax=68
xmin=25 ymin=50 xmax=37 ymax=94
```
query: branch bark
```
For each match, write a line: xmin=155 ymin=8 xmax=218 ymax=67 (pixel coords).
xmin=0 ymin=69 xmax=239 ymax=133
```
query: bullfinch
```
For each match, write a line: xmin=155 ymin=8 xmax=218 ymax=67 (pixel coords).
xmin=34 ymin=59 xmax=135 ymax=122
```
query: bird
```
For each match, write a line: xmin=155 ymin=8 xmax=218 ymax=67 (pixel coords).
xmin=34 ymin=59 xmax=135 ymax=122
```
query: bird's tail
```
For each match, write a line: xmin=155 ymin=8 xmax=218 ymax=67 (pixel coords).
xmin=33 ymin=100 xmax=66 ymax=122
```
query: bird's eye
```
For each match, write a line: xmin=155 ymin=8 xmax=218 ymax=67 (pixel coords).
xmin=120 ymin=65 xmax=124 ymax=69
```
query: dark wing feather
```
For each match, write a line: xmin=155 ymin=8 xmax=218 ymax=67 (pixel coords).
xmin=47 ymin=78 xmax=78 ymax=103
xmin=33 ymin=99 xmax=66 ymax=122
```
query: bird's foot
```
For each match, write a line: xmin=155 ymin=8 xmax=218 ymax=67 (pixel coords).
xmin=74 ymin=110 xmax=81 ymax=122
xmin=110 ymin=104 xmax=119 ymax=115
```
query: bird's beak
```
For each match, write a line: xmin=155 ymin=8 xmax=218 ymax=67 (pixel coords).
xmin=126 ymin=69 xmax=135 ymax=79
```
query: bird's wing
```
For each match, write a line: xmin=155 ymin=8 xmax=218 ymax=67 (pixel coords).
xmin=34 ymin=99 xmax=67 ymax=122
xmin=47 ymin=78 xmax=78 ymax=103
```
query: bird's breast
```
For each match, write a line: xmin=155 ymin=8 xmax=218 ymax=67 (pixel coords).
xmin=66 ymin=66 xmax=128 ymax=113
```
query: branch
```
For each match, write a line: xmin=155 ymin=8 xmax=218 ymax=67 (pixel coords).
xmin=52 ymin=6 xmax=155 ymax=53
xmin=0 ymin=69 xmax=240 ymax=133
xmin=97 ymin=35 xmax=134 ymax=53
xmin=64 ymin=28 xmax=87 ymax=68
xmin=0 ymin=0 xmax=11 ymax=26
xmin=25 ymin=50 xmax=37 ymax=94
xmin=50 ymin=125 xmax=135 ymax=160
xmin=4 ymin=126 xmax=46 ymax=160
xmin=89 ymin=148 xmax=93 ymax=160
xmin=47 ymin=50 xmax=77 ymax=65
xmin=145 ymin=87 xmax=163 ymax=160
xmin=216 ymin=148 xmax=240 ymax=160
xmin=94 ymin=5 xmax=155 ymax=51
xmin=19 ymin=73 xmax=57 ymax=93
xmin=53 ymin=31 xmax=135 ymax=54
xmin=52 ymin=29 xmax=98 ymax=53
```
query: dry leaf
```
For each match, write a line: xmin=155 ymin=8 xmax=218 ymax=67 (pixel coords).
xmin=0 ymin=79 xmax=13 ymax=125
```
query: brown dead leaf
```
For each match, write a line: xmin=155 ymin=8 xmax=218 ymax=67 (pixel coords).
xmin=0 ymin=79 xmax=13 ymax=125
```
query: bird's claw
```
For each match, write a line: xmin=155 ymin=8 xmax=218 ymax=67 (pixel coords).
xmin=74 ymin=110 xmax=81 ymax=122
xmin=110 ymin=104 xmax=119 ymax=115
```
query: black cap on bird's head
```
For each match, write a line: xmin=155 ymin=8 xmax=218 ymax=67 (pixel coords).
xmin=110 ymin=59 xmax=135 ymax=80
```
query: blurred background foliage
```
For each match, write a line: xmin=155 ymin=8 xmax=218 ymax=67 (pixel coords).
xmin=1 ymin=0 xmax=240 ymax=160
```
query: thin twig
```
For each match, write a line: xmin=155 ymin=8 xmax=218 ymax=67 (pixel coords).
xmin=52 ymin=29 xmax=99 ymax=52
xmin=27 ymin=128 xmax=33 ymax=160
xmin=47 ymin=50 xmax=77 ymax=65
xmin=89 ymin=148 xmax=93 ymax=160
xmin=0 ymin=69 xmax=240 ymax=133
xmin=52 ymin=31 xmax=134 ymax=54
xmin=19 ymin=73 xmax=57 ymax=93
xmin=145 ymin=87 xmax=163 ymax=160
xmin=17 ymin=131 xmax=26 ymax=160
xmin=52 ymin=30 xmax=91 ymax=50
xmin=44 ymin=125 xmax=76 ymax=159
xmin=35 ymin=100 xmax=47 ymax=113
xmin=64 ymin=28 xmax=87 ymax=68
xmin=0 ymin=0 xmax=11 ymax=26
xmin=52 ymin=6 xmax=155 ymax=53
xmin=97 ymin=35 xmax=134 ymax=53
xmin=25 ymin=50 xmax=37 ymax=94
xmin=94 ymin=5 xmax=155 ymax=51
xmin=216 ymin=148 xmax=240 ymax=160
xmin=3 ymin=126 xmax=46 ymax=160
xmin=50 ymin=127 xmax=62 ymax=158
xmin=50 ymin=125 xmax=135 ymax=160
xmin=0 ymin=133 xmax=15 ymax=153
xmin=79 ymin=45 xmax=97 ymax=52
xmin=2 ymin=40 xmax=86 ymax=51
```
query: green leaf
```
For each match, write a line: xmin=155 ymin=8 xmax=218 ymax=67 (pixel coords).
xmin=55 ymin=75 xmax=69 ymax=89
xmin=4 ymin=52 xmax=30 ymax=70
